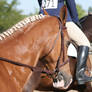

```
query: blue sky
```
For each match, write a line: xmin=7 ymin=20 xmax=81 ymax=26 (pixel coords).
xmin=8 ymin=0 xmax=92 ymax=15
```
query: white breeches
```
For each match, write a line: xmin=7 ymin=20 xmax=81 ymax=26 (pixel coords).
xmin=66 ymin=22 xmax=90 ymax=47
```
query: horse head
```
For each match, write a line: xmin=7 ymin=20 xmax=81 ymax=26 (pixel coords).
xmin=35 ymin=5 xmax=73 ymax=90
xmin=51 ymin=5 xmax=73 ymax=90
xmin=36 ymin=6 xmax=92 ymax=91
xmin=51 ymin=7 xmax=92 ymax=91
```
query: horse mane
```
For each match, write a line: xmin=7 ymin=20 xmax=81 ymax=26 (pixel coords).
xmin=0 ymin=14 xmax=46 ymax=41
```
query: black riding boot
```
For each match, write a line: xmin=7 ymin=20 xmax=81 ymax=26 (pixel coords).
xmin=76 ymin=46 xmax=92 ymax=85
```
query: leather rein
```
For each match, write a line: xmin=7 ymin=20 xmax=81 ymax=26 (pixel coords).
xmin=0 ymin=17 xmax=69 ymax=77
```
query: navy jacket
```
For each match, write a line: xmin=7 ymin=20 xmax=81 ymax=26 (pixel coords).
xmin=38 ymin=0 xmax=79 ymax=23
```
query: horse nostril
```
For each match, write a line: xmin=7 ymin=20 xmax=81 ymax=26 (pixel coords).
xmin=53 ymin=78 xmax=57 ymax=83
xmin=57 ymin=72 xmax=64 ymax=81
xmin=58 ymin=75 xmax=63 ymax=81
xmin=53 ymin=73 xmax=63 ymax=83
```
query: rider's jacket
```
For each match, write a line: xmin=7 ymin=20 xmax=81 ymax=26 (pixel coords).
xmin=38 ymin=0 xmax=79 ymax=22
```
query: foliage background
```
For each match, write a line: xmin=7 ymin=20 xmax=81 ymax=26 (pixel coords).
xmin=0 ymin=0 xmax=26 ymax=32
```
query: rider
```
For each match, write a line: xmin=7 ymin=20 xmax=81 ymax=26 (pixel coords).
xmin=38 ymin=0 xmax=92 ymax=85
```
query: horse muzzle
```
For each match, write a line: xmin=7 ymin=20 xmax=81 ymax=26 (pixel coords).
xmin=53 ymin=71 xmax=73 ymax=89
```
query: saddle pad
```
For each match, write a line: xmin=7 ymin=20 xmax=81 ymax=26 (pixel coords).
xmin=67 ymin=43 xmax=77 ymax=58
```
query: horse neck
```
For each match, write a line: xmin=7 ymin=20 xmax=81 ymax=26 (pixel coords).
xmin=0 ymin=19 xmax=46 ymax=90
xmin=0 ymin=16 xmax=61 ymax=90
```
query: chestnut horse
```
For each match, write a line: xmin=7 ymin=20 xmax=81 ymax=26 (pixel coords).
xmin=33 ymin=13 xmax=92 ymax=92
xmin=0 ymin=6 xmax=91 ymax=92
xmin=25 ymin=9 xmax=92 ymax=92
xmin=0 ymin=6 xmax=73 ymax=92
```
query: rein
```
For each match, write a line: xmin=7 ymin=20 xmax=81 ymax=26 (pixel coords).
xmin=79 ymin=16 xmax=88 ymax=23
xmin=0 ymin=17 xmax=69 ymax=77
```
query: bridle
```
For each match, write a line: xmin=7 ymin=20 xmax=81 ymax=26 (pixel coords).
xmin=0 ymin=16 xmax=69 ymax=78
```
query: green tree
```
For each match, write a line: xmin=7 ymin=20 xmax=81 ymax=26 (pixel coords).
xmin=76 ymin=4 xmax=86 ymax=19
xmin=0 ymin=0 xmax=26 ymax=32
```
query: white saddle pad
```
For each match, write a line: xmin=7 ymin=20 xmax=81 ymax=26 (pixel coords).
xmin=67 ymin=43 xmax=77 ymax=58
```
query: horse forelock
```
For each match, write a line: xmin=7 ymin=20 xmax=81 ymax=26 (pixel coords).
xmin=0 ymin=14 xmax=46 ymax=41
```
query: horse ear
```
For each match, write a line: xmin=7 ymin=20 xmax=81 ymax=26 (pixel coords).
xmin=43 ymin=8 xmax=49 ymax=15
xmin=59 ymin=5 xmax=67 ymax=26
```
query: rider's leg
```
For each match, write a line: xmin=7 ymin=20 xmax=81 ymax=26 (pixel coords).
xmin=66 ymin=22 xmax=92 ymax=85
